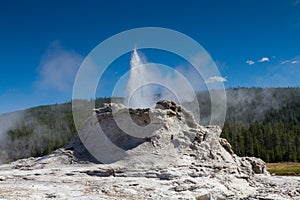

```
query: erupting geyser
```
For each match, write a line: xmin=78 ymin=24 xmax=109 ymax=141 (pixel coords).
xmin=124 ymin=48 xmax=157 ymax=108
xmin=123 ymin=49 xmax=198 ymax=112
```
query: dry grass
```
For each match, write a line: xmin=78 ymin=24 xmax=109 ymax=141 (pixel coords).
xmin=266 ymin=163 xmax=300 ymax=176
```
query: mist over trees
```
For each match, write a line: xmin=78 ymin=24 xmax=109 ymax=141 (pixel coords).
xmin=0 ymin=88 xmax=300 ymax=163
xmin=0 ymin=98 xmax=110 ymax=163
xmin=221 ymin=87 xmax=300 ymax=162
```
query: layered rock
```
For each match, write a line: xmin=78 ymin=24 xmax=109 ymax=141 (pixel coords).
xmin=66 ymin=100 xmax=268 ymax=175
xmin=0 ymin=101 xmax=299 ymax=199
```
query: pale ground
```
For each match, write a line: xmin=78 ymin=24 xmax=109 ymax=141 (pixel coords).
xmin=1 ymin=101 xmax=300 ymax=200
xmin=0 ymin=159 xmax=300 ymax=200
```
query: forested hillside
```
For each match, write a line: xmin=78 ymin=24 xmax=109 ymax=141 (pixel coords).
xmin=0 ymin=88 xmax=300 ymax=164
xmin=0 ymin=98 xmax=110 ymax=163
xmin=222 ymin=87 xmax=300 ymax=162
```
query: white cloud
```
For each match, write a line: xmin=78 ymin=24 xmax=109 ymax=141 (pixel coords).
xmin=35 ymin=41 xmax=83 ymax=93
xmin=281 ymin=60 xmax=299 ymax=64
xmin=205 ymin=76 xmax=227 ymax=83
xmin=255 ymin=54 xmax=300 ymax=87
xmin=246 ymin=60 xmax=255 ymax=65
xmin=291 ymin=60 xmax=299 ymax=64
xmin=258 ymin=57 xmax=270 ymax=63
xmin=281 ymin=60 xmax=290 ymax=64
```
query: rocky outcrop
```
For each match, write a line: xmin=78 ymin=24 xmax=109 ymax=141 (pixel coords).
xmin=0 ymin=100 xmax=299 ymax=199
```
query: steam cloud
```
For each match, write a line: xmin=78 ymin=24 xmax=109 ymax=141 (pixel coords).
xmin=0 ymin=111 xmax=24 ymax=163
xmin=35 ymin=41 xmax=83 ymax=93
xmin=123 ymin=49 xmax=198 ymax=109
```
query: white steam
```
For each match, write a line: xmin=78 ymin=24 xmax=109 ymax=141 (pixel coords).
xmin=123 ymin=49 xmax=197 ymax=109
xmin=0 ymin=111 xmax=24 ymax=163
xmin=35 ymin=41 xmax=83 ymax=93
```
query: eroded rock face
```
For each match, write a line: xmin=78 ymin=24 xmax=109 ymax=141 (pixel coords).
xmin=0 ymin=100 xmax=299 ymax=199
xmin=66 ymin=100 xmax=267 ymax=175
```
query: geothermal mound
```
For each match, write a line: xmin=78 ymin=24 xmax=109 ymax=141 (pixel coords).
xmin=67 ymin=100 xmax=267 ymax=174
xmin=0 ymin=101 xmax=299 ymax=199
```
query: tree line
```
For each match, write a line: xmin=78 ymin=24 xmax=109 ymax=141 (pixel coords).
xmin=1 ymin=88 xmax=300 ymax=163
xmin=221 ymin=87 xmax=300 ymax=162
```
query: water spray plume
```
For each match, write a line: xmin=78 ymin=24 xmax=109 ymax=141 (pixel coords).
xmin=124 ymin=49 xmax=157 ymax=108
xmin=123 ymin=49 xmax=198 ymax=114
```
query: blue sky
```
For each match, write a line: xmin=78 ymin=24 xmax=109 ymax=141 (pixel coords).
xmin=0 ymin=0 xmax=300 ymax=114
